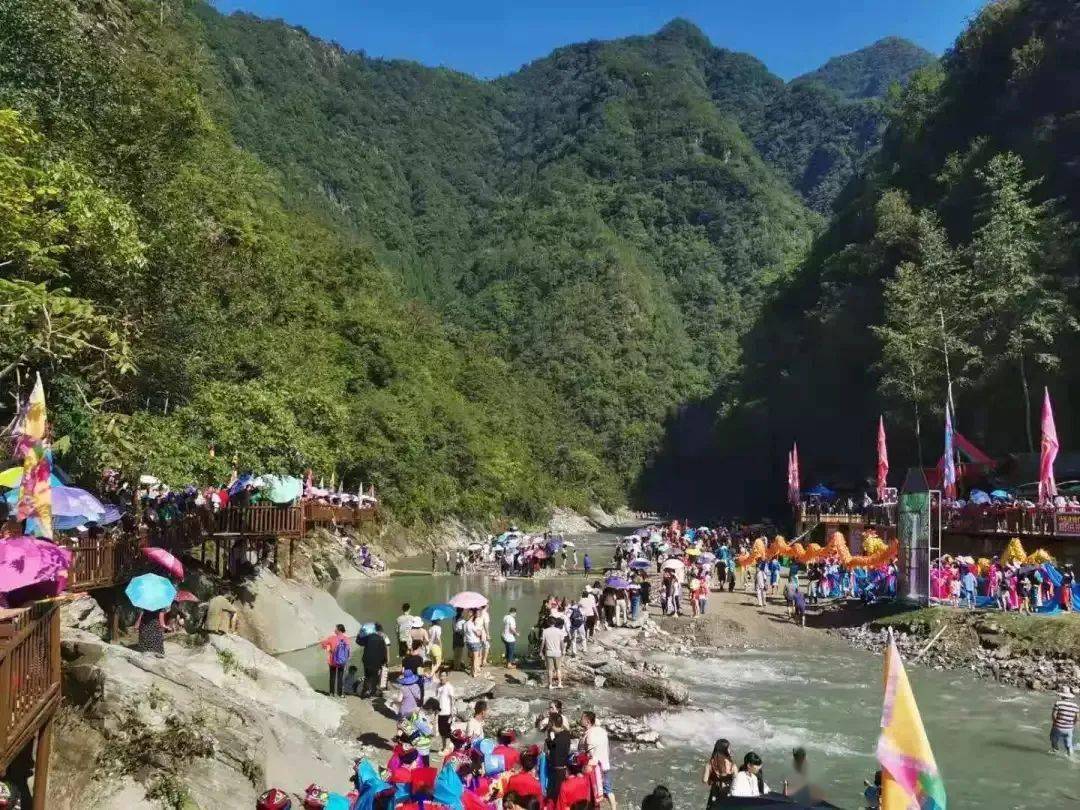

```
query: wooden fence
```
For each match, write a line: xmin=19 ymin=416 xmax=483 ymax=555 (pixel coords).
xmin=0 ymin=601 xmax=59 ymax=790
xmin=63 ymin=535 xmax=142 ymax=592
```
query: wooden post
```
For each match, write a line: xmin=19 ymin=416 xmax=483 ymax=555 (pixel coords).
xmin=31 ymin=718 xmax=52 ymax=810
xmin=288 ymin=537 xmax=294 ymax=579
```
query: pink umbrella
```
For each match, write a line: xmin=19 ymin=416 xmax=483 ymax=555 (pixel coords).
xmin=0 ymin=536 xmax=72 ymax=595
xmin=142 ymin=546 xmax=184 ymax=579
xmin=449 ymin=591 xmax=488 ymax=610
xmin=175 ymin=590 xmax=199 ymax=603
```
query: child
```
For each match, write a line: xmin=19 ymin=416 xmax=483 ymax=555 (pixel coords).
xmin=1020 ymin=576 xmax=1032 ymax=614
xmin=949 ymin=576 xmax=961 ymax=608
xmin=435 ymin=669 xmax=456 ymax=754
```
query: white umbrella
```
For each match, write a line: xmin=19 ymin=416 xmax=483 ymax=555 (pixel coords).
xmin=563 ymin=540 xmax=576 ymax=548
xmin=662 ymin=559 xmax=685 ymax=574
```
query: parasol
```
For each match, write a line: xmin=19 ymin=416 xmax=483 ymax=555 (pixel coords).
xmin=449 ymin=591 xmax=488 ymax=610
xmin=421 ymin=603 xmax=456 ymax=622
xmin=142 ymin=546 xmax=185 ymax=579
xmin=0 ymin=536 xmax=72 ymax=595
xmin=126 ymin=573 xmax=177 ymax=611
xmin=628 ymin=559 xmax=651 ymax=570
xmin=662 ymin=559 xmax=685 ymax=574
xmin=605 ymin=576 xmax=631 ymax=589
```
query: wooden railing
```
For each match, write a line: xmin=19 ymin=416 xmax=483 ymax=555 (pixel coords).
xmin=303 ymin=502 xmax=378 ymax=527
xmin=211 ymin=504 xmax=304 ymax=535
xmin=62 ymin=535 xmax=142 ymax=592
xmin=797 ymin=504 xmax=897 ymax=528
xmin=943 ymin=507 xmax=1080 ymax=538
xmin=0 ymin=602 xmax=60 ymax=776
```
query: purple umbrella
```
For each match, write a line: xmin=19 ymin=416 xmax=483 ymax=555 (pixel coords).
xmin=51 ymin=486 xmax=106 ymax=519
xmin=629 ymin=559 xmax=651 ymax=570
xmin=0 ymin=536 xmax=72 ymax=595
xmin=605 ymin=576 xmax=631 ymax=589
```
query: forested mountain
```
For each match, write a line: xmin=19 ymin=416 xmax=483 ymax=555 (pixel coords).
xmin=712 ymin=0 xmax=1080 ymax=516
xmin=793 ymin=37 xmax=936 ymax=100
xmin=5 ymin=0 xmax=1072 ymax=524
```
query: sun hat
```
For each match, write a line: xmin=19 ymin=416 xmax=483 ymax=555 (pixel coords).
xmin=411 ymin=616 xmax=423 ymax=629
xmin=397 ymin=670 xmax=420 ymax=686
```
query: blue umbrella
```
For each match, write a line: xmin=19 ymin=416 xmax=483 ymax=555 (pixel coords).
xmin=605 ymin=576 xmax=631 ymax=589
xmin=990 ymin=489 xmax=1009 ymax=500
xmin=421 ymin=603 xmax=456 ymax=622
xmin=228 ymin=473 xmax=256 ymax=495
xmin=126 ymin=573 xmax=176 ymax=611
xmin=629 ymin=559 xmax=651 ymax=570
xmin=263 ymin=474 xmax=303 ymax=504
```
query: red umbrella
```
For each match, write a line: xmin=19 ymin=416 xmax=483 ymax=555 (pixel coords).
xmin=142 ymin=546 xmax=184 ymax=579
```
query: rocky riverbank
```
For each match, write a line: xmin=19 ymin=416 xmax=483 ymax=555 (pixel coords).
xmin=835 ymin=609 xmax=1080 ymax=695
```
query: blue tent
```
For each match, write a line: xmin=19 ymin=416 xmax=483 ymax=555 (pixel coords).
xmin=805 ymin=484 xmax=836 ymax=499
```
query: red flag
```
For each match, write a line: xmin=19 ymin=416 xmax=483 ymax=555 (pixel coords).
xmin=1039 ymin=387 xmax=1059 ymax=504
xmin=876 ymin=416 xmax=889 ymax=502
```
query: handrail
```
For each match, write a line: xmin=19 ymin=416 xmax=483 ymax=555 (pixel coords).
xmin=0 ymin=602 xmax=60 ymax=773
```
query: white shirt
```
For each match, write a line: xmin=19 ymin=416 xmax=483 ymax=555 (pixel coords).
xmin=465 ymin=716 xmax=484 ymax=741
xmin=582 ymin=725 xmax=611 ymax=770
xmin=478 ymin=610 xmax=490 ymax=639
xmin=396 ymin=613 xmax=414 ymax=641
xmin=464 ymin=619 xmax=481 ymax=645
xmin=578 ymin=595 xmax=597 ymax=617
xmin=436 ymin=682 xmax=455 ymax=716
xmin=541 ymin=626 xmax=566 ymax=658
xmin=502 ymin=614 xmax=518 ymax=642
xmin=429 ymin=624 xmax=442 ymax=646
xmin=730 ymin=771 xmax=770 ymax=797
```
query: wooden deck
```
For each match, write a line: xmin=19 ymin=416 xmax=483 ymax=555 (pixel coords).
xmin=62 ymin=535 xmax=142 ymax=592
xmin=0 ymin=602 xmax=59 ymax=809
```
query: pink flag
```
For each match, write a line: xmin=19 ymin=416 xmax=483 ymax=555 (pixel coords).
xmin=876 ymin=416 xmax=889 ymax=502
xmin=1039 ymin=387 xmax=1059 ymax=504
xmin=943 ymin=401 xmax=957 ymax=501
xmin=788 ymin=443 xmax=801 ymax=506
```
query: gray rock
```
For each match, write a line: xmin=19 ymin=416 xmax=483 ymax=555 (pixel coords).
xmin=60 ymin=594 xmax=108 ymax=639
xmin=447 ymin=671 xmax=496 ymax=704
xmin=484 ymin=698 xmax=533 ymax=735
xmin=504 ymin=669 xmax=530 ymax=686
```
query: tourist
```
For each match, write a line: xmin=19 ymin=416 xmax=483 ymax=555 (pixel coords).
xmin=569 ymin=600 xmax=587 ymax=654
xmin=435 ymin=669 xmax=456 ymax=753
xmin=639 ymin=577 xmax=652 ymax=612
xmin=701 ymin=738 xmax=736 ymax=808
xmin=360 ymin=622 xmax=388 ymax=698
xmin=321 ymin=623 xmax=351 ymax=697
xmin=729 ymin=752 xmax=770 ymax=797
xmin=478 ymin=604 xmax=492 ymax=671
xmin=556 ymin=753 xmax=593 ymax=810
xmin=453 ymin=608 xmax=466 ymax=670
xmin=343 ymin=665 xmax=360 ymax=696
xmin=997 ymin=570 xmax=1010 ymax=611
xmin=465 ymin=699 xmax=488 ymax=742
xmin=403 ymin=639 xmax=426 ymax=682
xmin=464 ymin=609 xmax=483 ymax=677
xmin=961 ymin=567 xmax=977 ymax=609
xmin=504 ymin=748 xmax=544 ymax=801
xmin=396 ymin=603 xmax=414 ymax=659
xmin=428 ymin=619 xmax=443 ymax=671
xmin=444 ymin=548 xmax=451 ymax=572
xmin=754 ymin=565 xmax=768 ymax=608
xmin=1061 ymin=564 xmax=1074 ymax=611
xmin=583 ymin=553 xmax=592 ymax=576
xmin=641 ymin=785 xmax=673 ymax=810
xmin=792 ymin=588 xmax=808 ymax=628
xmin=579 ymin=589 xmax=598 ymax=638
xmin=542 ymin=616 xmax=567 ymax=689
xmin=503 ymin=606 xmax=520 ymax=667
xmin=133 ymin=607 xmax=167 ymax=658
xmin=544 ymin=713 xmax=572 ymax=803
xmin=395 ymin=670 xmax=422 ymax=720
xmin=535 ymin=699 xmax=563 ymax=732
xmin=863 ymin=770 xmax=882 ymax=809
xmin=1049 ymin=686 xmax=1077 ymax=757
xmin=1019 ymin=575 xmax=1033 ymax=614
xmin=580 ymin=710 xmax=615 ymax=810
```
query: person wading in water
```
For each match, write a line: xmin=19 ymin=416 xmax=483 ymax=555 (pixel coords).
xmin=701 ymin=738 xmax=736 ymax=808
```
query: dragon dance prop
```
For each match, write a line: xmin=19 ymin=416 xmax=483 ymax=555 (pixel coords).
xmin=735 ymin=530 xmax=898 ymax=570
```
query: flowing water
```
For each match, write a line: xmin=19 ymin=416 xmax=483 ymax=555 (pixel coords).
xmin=279 ymin=529 xmax=1080 ymax=809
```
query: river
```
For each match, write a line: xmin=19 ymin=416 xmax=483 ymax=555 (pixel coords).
xmin=279 ymin=528 xmax=1079 ymax=809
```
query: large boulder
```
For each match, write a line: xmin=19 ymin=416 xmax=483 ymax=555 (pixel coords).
xmin=60 ymin=594 xmax=108 ymax=639
xmin=233 ymin=568 xmax=360 ymax=654
xmin=59 ymin=631 xmax=360 ymax=809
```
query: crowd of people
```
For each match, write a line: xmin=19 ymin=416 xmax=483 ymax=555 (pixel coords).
xmin=931 ymin=554 xmax=1075 ymax=612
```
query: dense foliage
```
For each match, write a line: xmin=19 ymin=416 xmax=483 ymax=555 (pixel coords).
xmin=792 ymin=36 xmax=936 ymax=100
xmin=725 ymin=0 xmax=1080 ymax=514
xmin=0 ymin=0 xmax=978 ymax=523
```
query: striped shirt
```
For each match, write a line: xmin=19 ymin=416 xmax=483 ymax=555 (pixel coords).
xmin=1052 ymin=699 xmax=1078 ymax=731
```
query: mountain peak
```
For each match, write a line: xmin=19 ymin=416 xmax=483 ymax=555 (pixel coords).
xmin=655 ymin=18 xmax=711 ymax=49
xmin=793 ymin=36 xmax=936 ymax=100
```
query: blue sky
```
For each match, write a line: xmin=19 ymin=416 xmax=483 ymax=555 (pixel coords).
xmin=211 ymin=0 xmax=987 ymax=80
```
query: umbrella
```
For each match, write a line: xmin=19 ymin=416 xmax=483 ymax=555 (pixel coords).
xmin=126 ymin=573 xmax=176 ymax=611
xmin=629 ymin=559 xmax=651 ymax=570
xmin=662 ymin=559 xmax=685 ymax=573
xmin=142 ymin=547 xmax=184 ymax=579
xmin=0 ymin=536 xmax=72 ymax=594
xmin=175 ymin=590 xmax=199 ymax=603
xmin=4 ymin=484 xmax=104 ymax=519
xmin=467 ymin=543 xmax=484 ymax=551
xmin=449 ymin=591 xmax=488 ymax=610
xmin=421 ymin=603 xmax=456 ymax=622
xmin=990 ymin=489 xmax=1009 ymax=500
xmin=263 ymin=474 xmax=303 ymax=504
xmin=605 ymin=576 xmax=631 ymax=589
xmin=697 ymin=553 xmax=717 ymax=565
xmin=686 ymin=547 xmax=701 ymax=556
xmin=228 ymin=473 xmax=256 ymax=495
xmin=562 ymin=540 xmax=576 ymax=548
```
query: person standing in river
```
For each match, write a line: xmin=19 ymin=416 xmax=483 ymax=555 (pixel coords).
xmin=1050 ymin=686 xmax=1077 ymax=757
xmin=701 ymin=738 xmax=736 ymax=809
xmin=452 ymin=608 xmax=466 ymax=671
xmin=503 ymin=606 xmax=520 ymax=668
xmin=396 ymin=603 xmax=414 ymax=659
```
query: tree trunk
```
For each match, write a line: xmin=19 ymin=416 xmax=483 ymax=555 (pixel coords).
xmin=1020 ymin=353 xmax=1034 ymax=452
